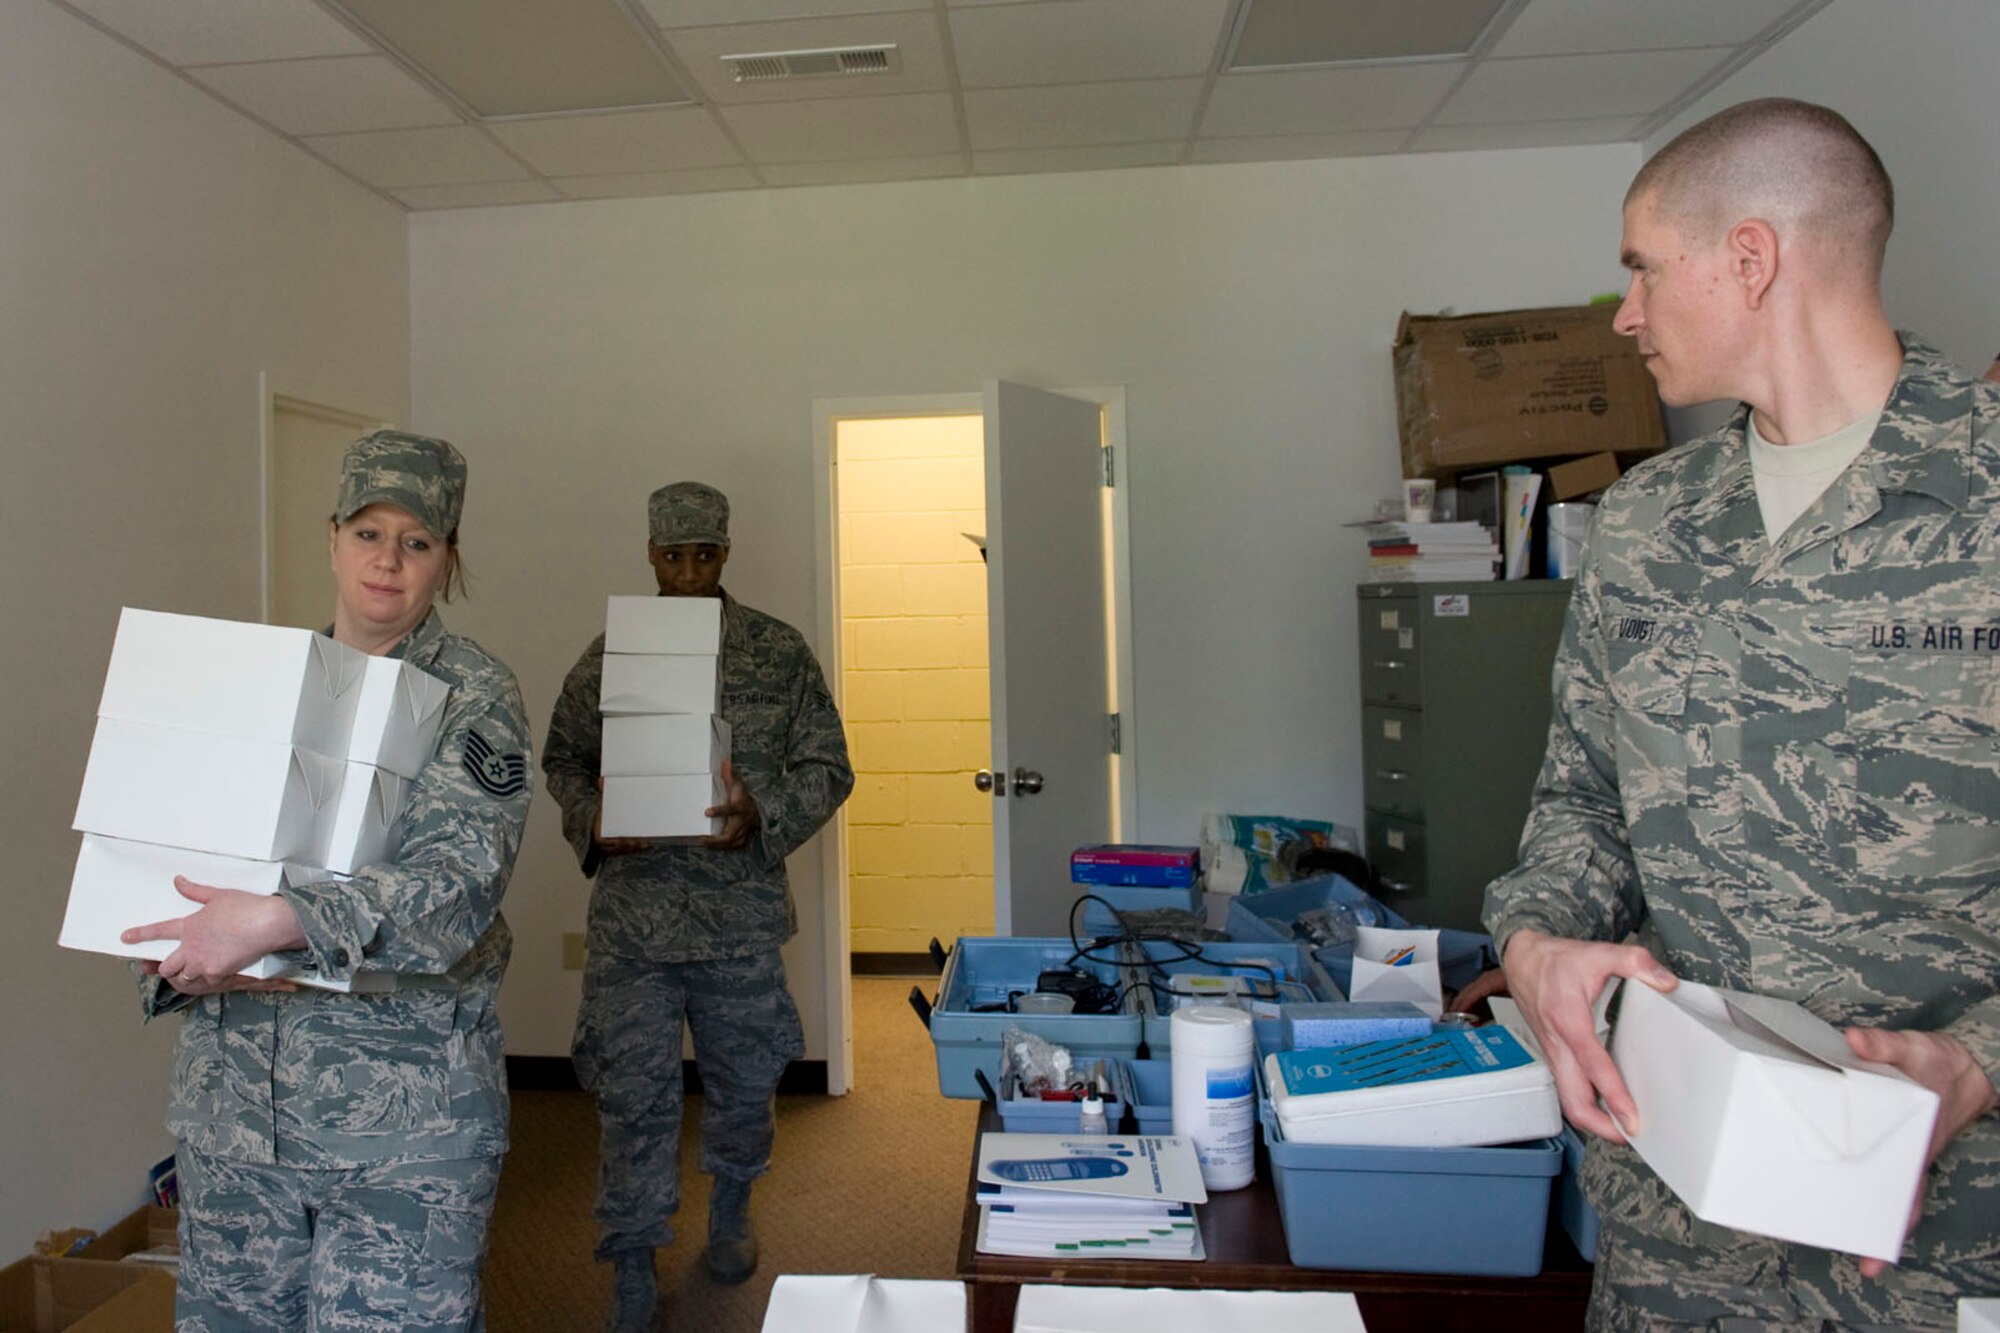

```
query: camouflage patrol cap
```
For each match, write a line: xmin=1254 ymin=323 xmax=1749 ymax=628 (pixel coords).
xmin=648 ymin=481 xmax=730 ymax=548
xmin=335 ymin=430 xmax=467 ymax=537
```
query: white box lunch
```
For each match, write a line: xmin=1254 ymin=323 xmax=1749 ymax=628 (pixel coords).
xmin=348 ymin=655 xmax=451 ymax=778
xmin=601 ymin=713 xmax=731 ymax=777
xmin=605 ymin=595 xmax=723 ymax=656
xmin=61 ymin=834 xmax=311 ymax=977
xmin=321 ymin=762 xmax=409 ymax=875
xmin=97 ymin=608 xmax=366 ymax=753
xmin=760 ymin=1275 xmax=965 ymax=1333
xmin=601 ymin=773 xmax=726 ymax=839
xmin=74 ymin=718 xmax=342 ymax=862
xmin=1348 ymin=926 xmax=1445 ymax=1018
xmin=1612 ymin=980 xmax=1941 ymax=1262
xmin=600 ymin=653 xmax=721 ymax=716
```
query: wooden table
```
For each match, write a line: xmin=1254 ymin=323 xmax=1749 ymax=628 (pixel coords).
xmin=955 ymin=1106 xmax=1592 ymax=1332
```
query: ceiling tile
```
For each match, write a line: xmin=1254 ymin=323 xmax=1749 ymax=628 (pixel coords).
xmin=187 ymin=55 xmax=459 ymax=136
xmin=965 ymin=78 xmax=1204 ymax=150
xmin=61 ymin=0 xmax=372 ymax=64
xmin=644 ymin=0 xmax=928 ymax=25
xmin=1229 ymin=0 xmax=1505 ymax=69
xmin=392 ymin=180 xmax=564 ymax=210
xmin=1435 ymin=49 xmax=1731 ymax=124
xmin=1490 ymin=0 xmax=1807 ymax=57
xmin=302 ymin=125 xmax=531 ymax=188
xmin=553 ymin=167 xmax=762 ymax=198
xmin=487 ymin=108 xmax=742 ymax=176
xmin=974 ymin=141 xmax=1182 ymax=176
xmin=1185 ymin=129 xmax=1408 ymax=164
xmin=1410 ymin=116 xmax=1643 ymax=152
xmin=950 ymin=0 xmax=1232 ymax=89
xmin=661 ymin=11 xmax=948 ymax=105
xmin=760 ymin=154 xmax=967 ymax=187
xmin=1200 ymin=63 xmax=1465 ymax=138
xmin=720 ymin=93 xmax=961 ymax=163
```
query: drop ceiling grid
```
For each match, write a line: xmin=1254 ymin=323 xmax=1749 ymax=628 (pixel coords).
xmin=44 ymin=0 xmax=1834 ymax=210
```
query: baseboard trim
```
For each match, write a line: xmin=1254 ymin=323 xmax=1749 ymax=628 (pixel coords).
xmin=505 ymin=1056 xmax=827 ymax=1097
xmin=851 ymin=951 xmax=938 ymax=977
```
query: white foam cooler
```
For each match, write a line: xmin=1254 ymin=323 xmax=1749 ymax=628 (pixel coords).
xmin=1264 ymin=1025 xmax=1560 ymax=1148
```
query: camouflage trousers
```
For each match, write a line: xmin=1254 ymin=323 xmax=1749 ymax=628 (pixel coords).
xmin=1583 ymin=1138 xmax=1998 ymax=1332
xmin=572 ymin=949 xmax=804 ymax=1262
xmin=175 ymin=1143 xmax=498 ymax=1333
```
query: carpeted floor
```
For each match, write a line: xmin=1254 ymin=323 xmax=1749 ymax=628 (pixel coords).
xmin=485 ymin=976 xmax=979 ymax=1332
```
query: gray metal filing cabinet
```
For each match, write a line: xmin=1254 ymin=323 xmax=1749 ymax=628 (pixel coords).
xmin=1357 ymin=580 xmax=1573 ymax=932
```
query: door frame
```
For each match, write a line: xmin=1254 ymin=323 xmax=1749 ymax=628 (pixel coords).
xmin=259 ymin=374 xmax=392 ymax=623
xmin=809 ymin=387 xmax=1136 ymax=1096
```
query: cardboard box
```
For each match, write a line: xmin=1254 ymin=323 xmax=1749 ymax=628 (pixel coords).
xmin=605 ymin=595 xmax=723 ymax=656
xmin=599 ymin=654 xmax=721 ymax=716
xmin=65 ymin=1271 xmax=174 ymax=1333
xmin=74 ymin=720 xmax=342 ymax=862
xmin=347 ymin=656 xmax=451 ymax=779
xmin=1612 ymin=980 xmax=1940 ymax=1262
xmin=60 ymin=835 xmax=308 ymax=977
xmin=320 ymin=763 xmax=408 ymax=875
xmin=96 ymin=609 xmax=365 ymax=753
xmin=1545 ymin=450 xmax=1622 ymax=500
xmin=1394 ymin=304 xmax=1667 ymax=478
xmin=601 ymin=714 xmax=731 ymax=777
xmin=75 ymin=1207 xmax=177 ymax=1266
xmin=0 ymin=1253 xmax=158 ymax=1333
xmin=600 ymin=774 xmax=725 ymax=839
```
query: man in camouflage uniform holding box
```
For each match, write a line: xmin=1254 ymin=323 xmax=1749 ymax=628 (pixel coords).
xmin=544 ymin=482 xmax=852 ymax=1332
xmin=1486 ymin=99 xmax=2000 ymax=1330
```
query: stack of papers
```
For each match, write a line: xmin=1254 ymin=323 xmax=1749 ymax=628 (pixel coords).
xmin=974 ymin=1132 xmax=1208 ymax=1260
xmin=1361 ymin=521 xmax=1499 ymax=582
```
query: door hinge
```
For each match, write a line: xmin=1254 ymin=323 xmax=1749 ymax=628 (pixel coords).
xmin=1101 ymin=445 xmax=1115 ymax=488
xmin=1108 ymin=712 xmax=1122 ymax=755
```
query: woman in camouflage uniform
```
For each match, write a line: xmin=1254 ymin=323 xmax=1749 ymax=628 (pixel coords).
xmin=121 ymin=431 xmax=535 ymax=1333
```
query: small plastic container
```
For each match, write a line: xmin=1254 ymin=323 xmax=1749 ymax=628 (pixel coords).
xmin=1122 ymin=1059 xmax=1173 ymax=1135
xmin=1171 ymin=1005 xmax=1256 ymax=1190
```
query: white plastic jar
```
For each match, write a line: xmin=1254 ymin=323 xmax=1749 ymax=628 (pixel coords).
xmin=1169 ymin=1004 xmax=1256 ymax=1190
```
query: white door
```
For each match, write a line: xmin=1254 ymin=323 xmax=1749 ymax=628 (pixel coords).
xmin=267 ymin=396 xmax=383 ymax=629
xmin=982 ymin=380 xmax=1112 ymax=936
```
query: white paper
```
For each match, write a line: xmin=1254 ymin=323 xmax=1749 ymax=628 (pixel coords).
xmin=320 ymin=763 xmax=408 ymax=874
xmin=74 ymin=720 xmax=342 ymax=862
xmin=1612 ymin=980 xmax=1940 ymax=1261
xmin=1346 ymin=926 xmax=1443 ymax=1018
xmin=95 ymin=608 xmax=367 ymax=753
xmin=599 ymin=653 xmax=721 ymax=715
xmin=601 ymin=713 xmax=730 ymax=777
xmin=606 ymin=595 xmax=723 ymax=655
xmin=600 ymin=773 xmax=725 ymax=838
xmin=348 ymin=655 xmax=450 ymax=778
xmin=1013 ymin=1285 xmax=1367 ymax=1333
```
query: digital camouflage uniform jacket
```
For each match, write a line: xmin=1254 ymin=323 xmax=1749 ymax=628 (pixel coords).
xmin=543 ymin=592 xmax=853 ymax=963
xmin=1485 ymin=338 xmax=2000 ymax=1306
xmin=142 ymin=611 xmax=534 ymax=1169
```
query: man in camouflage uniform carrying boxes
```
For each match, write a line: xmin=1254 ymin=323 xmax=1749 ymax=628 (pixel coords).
xmin=1485 ymin=99 xmax=2000 ymax=1330
xmin=544 ymin=482 xmax=852 ymax=1332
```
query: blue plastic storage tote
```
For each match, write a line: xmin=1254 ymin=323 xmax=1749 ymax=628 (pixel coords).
xmin=1121 ymin=1058 xmax=1173 ymax=1135
xmin=1224 ymin=876 xmax=1496 ymax=996
xmin=1129 ymin=939 xmax=1339 ymax=1055
xmin=1075 ymin=883 xmax=1203 ymax=937
xmin=1558 ymin=1124 xmax=1600 ymax=1262
xmin=922 ymin=937 xmax=1142 ymax=1100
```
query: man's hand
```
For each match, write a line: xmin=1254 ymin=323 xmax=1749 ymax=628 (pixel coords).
xmin=1446 ymin=966 xmax=1510 ymax=1016
xmin=1502 ymin=928 xmax=1678 ymax=1141
xmin=702 ymin=760 xmax=762 ymax=850
xmin=592 ymin=776 xmax=651 ymax=858
xmin=1842 ymin=1026 xmax=1999 ymax=1279
xmin=122 ymin=876 xmax=308 ymax=993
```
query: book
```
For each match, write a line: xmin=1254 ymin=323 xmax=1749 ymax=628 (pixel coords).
xmin=973 ymin=1132 xmax=1210 ymax=1260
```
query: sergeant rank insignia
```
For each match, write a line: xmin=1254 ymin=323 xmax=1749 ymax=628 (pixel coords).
xmin=464 ymin=730 xmax=528 ymax=797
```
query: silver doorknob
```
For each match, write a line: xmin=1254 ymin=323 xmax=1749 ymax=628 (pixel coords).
xmin=974 ymin=769 xmax=1006 ymax=796
xmin=1012 ymin=767 xmax=1044 ymax=795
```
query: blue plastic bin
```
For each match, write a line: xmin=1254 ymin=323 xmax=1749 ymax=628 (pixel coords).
xmin=1121 ymin=1058 xmax=1173 ymax=1134
xmin=1130 ymin=940 xmax=1339 ymax=1055
xmin=1224 ymin=878 xmax=1495 ymax=996
xmin=1558 ymin=1124 xmax=1600 ymax=1262
xmin=996 ymin=1057 xmax=1134 ymax=1132
xmin=925 ymin=937 xmax=1142 ymax=1099
xmin=1076 ymin=883 xmax=1203 ymax=936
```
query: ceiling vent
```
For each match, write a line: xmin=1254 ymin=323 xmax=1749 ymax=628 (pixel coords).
xmin=725 ymin=45 xmax=902 ymax=83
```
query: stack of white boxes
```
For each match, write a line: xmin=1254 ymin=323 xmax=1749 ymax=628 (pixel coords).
xmin=61 ymin=609 xmax=450 ymax=990
xmin=597 ymin=596 xmax=730 ymax=838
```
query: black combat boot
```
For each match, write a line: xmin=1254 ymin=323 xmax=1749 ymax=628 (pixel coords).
xmin=604 ymin=1248 xmax=658 ymax=1333
xmin=702 ymin=1177 xmax=757 ymax=1285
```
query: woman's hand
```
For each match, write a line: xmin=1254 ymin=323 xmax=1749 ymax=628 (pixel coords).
xmin=122 ymin=876 xmax=309 ymax=992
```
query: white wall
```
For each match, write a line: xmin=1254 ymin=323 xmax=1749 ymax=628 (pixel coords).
xmin=410 ymin=144 xmax=1641 ymax=1057
xmin=0 ymin=3 xmax=409 ymax=1256
xmin=1647 ymin=0 xmax=2000 ymax=377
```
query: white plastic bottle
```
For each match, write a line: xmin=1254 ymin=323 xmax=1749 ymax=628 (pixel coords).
xmin=1077 ymin=1094 xmax=1108 ymax=1135
xmin=1169 ymin=1004 xmax=1256 ymax=1190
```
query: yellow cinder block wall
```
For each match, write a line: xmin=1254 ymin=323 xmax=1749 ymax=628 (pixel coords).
xmin=838 ymin=416 xmax=995 ymax=951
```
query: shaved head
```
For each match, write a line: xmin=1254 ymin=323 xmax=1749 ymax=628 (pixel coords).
xmin=1629 ymin=98 xmax=1893 ymax=280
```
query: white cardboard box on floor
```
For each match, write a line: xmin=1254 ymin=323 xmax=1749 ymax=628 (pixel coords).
xmin=74 ymin=719 xmax=342 ymax=862
xmin=321 ymin=763 xmax=408 ymax=874
xmin=348 ymin=655 xmax=451 ymax=778
xmin=601 ymin=713 xmax=730 ymax=777
xmin=760 ymin=1275 xmax=965 ymax=1333
xmin=599 ymin=652 xmax=721 ymax=715
xmin=1012 ymin=1285 xmax=1367 ymax=1332
xmin=600 ymin=774 xmax=725 ymax=838
xmin=1961 ymin=1299 xmax=2000 ymax=1332
xmin=605 ymin=595 xmax=723 ymax=656
xmin=1612 ymin=979 xmax=1940 ymax=1262
xmin=96 ymin=608 xmax=367 ymax=752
